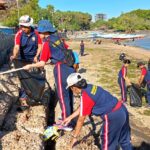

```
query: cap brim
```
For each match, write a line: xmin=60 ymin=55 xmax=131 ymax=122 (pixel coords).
xmin=19 ymin=23 xmax=31 ymax=27
xmin=66 ymin=85 xmax=69 ymax=89
xmin=66 ymin=84 xmax=73 ymax=89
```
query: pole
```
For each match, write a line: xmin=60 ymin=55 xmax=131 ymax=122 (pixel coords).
xmin=16 ymin=0 xmax=19 ymax=20
xmin=0 ymin=68 xmax=24 ymax=75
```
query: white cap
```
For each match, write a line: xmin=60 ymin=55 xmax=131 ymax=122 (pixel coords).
xmin=19 ymin=15 xmax=33 ymax=27
xmin=66 ymin=73 xmax=83 ymax=89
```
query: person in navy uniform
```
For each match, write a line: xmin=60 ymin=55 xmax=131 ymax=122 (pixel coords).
xmin=23 ymin=20 xmax=75 ymax=127
xmin=80 ymin=40 xmax=84 ymax=56
xmin=62 ymin=73 xmax=133 ymax=150
xmin=137 ymin=61 xmax=150 ymax=108
xmin=118 ymin=59 xmax=131 ymax=103
xmin=10 ymin=15 xmax=42 ymax=110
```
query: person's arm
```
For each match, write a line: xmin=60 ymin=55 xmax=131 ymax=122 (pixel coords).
xmin=138 ymin=68 xmax=147 ymax=86
xmin=10 ymin=31 xmax=21 ymax=61
xmin=122 ymin=67 xmax=131 ymax=85
xmin=62 ymin=108 xmax=80 ymax=126
xmin=24 ymin=41 xmax=50 ymax=70
xmin=71 ymin=116 xmax=86 ymax=148
xmin=34 ymin=32 xmax=42 ymax=62
xmin=138 ymin=75 xmax=145 ymax=86
xmin=124 ymin=75 xmax=131 ymax=85
xmin=73 ymin=64 xmax=79 ymax=72
xmin=23 ymin=61 xmax=46 ymax=70
xmin=10 ymin=45 xmax=19 ymax=60
xmin=33 ymin=44 xmax=42 ymax=62
xmin=70 ymin=91 xmax=95 ymax=148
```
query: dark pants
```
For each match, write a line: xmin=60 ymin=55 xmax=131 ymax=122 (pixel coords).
xmin=54 ymin=63 xmax=75 ymax=120
xmin=101 ymin=105 xmax=132 ymax=150
xmin=80 ymin=48 xmax=84 ymax=56
xmin=118 ymin=77 xmax=127 ymax=102
xmin=147 ymin=84 xmax=150 ymax=105
xmin=19 ymin=88 xmax=28 ymax=99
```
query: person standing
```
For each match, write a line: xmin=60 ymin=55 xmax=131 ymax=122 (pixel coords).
xmin=73 ymin=51 xmax=79 ymax=72
xmin=10 ymin=15 xmax=42 ymax=110
xmin=61 ymin=38 xmax=79 ymax=72
xmin=23 ymin=20 xmax=75 ymax=127
xmin=137 ymin=61 xmax=150 ymax=108
xmin=62 ymin=73 xmax=133 ymax=150
xmin=118 ymin=59 xmax=131 ymax=103
xmin=80 ymin=40 xmax=84 ymax=56
xmin=148 ymin=58 xmax=150 ymax=71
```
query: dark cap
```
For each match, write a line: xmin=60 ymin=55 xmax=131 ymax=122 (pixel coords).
xmin=137 ymin=61 xmax=145 ymax=68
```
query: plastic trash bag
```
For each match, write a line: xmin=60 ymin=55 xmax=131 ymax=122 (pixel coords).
xmin=13 ymin=59 xmax=46 ymax=102
xmin=0 ymin=32 xmax=14 ymax=66
xmin=127 ymin=83 xmax=142 ymax=107
xmin=43 ymin=126 xmax=59 ymax=141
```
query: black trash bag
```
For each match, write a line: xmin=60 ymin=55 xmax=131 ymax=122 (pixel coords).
xmin=13 ymin=59 xmax=46 ymax=103
xmin=0 ymin=32 xmax=14 ymax=67
xmin=127 ymin=83 xmax=142 ymax=107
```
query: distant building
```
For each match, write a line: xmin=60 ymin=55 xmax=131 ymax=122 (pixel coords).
xmin=95 ymin=13 xmax=106 ymax=21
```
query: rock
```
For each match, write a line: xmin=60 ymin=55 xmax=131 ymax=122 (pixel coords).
xmin=0 ymin=92 xmax=13 ymax=128
xmin=0 ymin=74 xmax=19 ymax=98
xmin=16 ymin=106 xmax=47 ymax=134
xmin=1 ymin=131 xmax=44 ymax=150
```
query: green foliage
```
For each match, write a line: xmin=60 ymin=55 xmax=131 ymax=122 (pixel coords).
xmin=107 ymin=9 xmax=150 ymax=31
xmin=3 ymin=0 xmax=40 ymax=26
xmin=2 ymin=1 xmax=150 ymax=32
xmin=90 ymin=20 xmax=108 ymax=30
xmin=2 ymin=0 xmax=92 ymax=30
xmin=53 ymin=11 xmax=91 ymax=30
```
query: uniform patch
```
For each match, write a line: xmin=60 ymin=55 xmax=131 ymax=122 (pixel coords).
xmin=91 ymin=85 xmax=97 ymax=95
xmin=52 ymin=40 xmax=61 ymax=47
xmin=32 ymin=37 xmax=35 ymax=41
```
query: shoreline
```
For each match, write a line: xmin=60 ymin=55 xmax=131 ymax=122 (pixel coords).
xmin=68 ymin=40 xmax=150 ymax=60
xmin=124 ymin=37 xmax=150 ymax=51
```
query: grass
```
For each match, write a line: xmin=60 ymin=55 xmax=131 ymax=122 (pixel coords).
xmin=143 ymin=110 xmax=150 ymax=116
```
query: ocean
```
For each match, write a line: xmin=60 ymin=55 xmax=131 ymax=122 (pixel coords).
xmin=125 ymin=37 xmax=150 ymax=50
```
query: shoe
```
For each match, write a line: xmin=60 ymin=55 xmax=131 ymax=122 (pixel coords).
xmin=53 ymin=124 xmax=73 ymax=131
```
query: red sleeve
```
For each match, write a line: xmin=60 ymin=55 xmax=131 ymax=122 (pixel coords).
xmin=141 ymin=68 xmax=147 ymax=76
xmin=122 ymin=66 xmax=127 ymax=77
xmin=40 ymin=42 xmax=51 ymax=62
xmin=15 ymin=30 xmax=22 ymax=45
xmin=64 ymin=41 xmax=69 ymax=49
xmin=80 ymin=91 xmax=95 ymax=116
xmin=35 ymin=31 xmax=42 ymax=44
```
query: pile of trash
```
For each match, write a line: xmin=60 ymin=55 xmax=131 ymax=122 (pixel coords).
xmin=0 ymin=31 xmax=14 ymax=67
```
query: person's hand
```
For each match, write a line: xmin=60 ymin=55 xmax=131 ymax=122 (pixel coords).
xmin=61 ymin=117 xmax=72 ymax=126
xmin=70 ymin=137 xmax=78 ymax=148
xmin=136 ymin=83 xmax=141 ymax=88
xmin=33 ymin=56 xmax=38 ymax=63
xmin=127 ymin=82 xmax=132 ymax=86
xmin=23 ymin=64 xmax=32 ymax=70
xmin=10 ymin=55 xmax=16 ymax=61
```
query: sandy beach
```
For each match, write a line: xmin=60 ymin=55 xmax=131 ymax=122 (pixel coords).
xmin=64 ymin=40 xmax=150 ymax=147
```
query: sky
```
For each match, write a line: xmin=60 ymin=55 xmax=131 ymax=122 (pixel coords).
xmin=39 ymin=0 xmax=150 ymax=21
